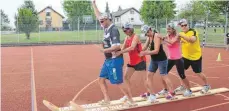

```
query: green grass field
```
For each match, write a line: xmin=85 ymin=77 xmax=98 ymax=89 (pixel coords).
xmin=1 ymin=27 xmax=228 ymax=44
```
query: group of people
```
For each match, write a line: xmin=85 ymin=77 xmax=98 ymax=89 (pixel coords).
xmin=92 ymin=0 xmax=211 ymax=106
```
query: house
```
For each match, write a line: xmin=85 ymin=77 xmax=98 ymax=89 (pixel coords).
xmin=38 ymin=6 xmax=65 ymax=31
xmin=112 ymin=7 xmax=144 ymax=27
xmin=83 ymin=15 xmax=93 ymax=24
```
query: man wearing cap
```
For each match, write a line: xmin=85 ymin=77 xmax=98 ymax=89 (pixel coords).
xmin=92 ymin=0 xmax=133 ymax=106
xmin=177 ymin=19 xmax=210 ymax=93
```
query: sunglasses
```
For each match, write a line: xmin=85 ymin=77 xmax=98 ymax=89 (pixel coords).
xmin=123 ymin=28 xmax=130 ymax=32
xmin=181 ymin=24 xmax=187 ymax=27
xmin=99 ymin=19 xmax=107 ymax=23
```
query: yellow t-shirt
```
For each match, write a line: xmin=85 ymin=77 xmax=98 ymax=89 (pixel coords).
xmin=180 ymin=29 xmax=202 ymax=60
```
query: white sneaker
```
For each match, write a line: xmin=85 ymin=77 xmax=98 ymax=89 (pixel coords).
xmin=183 ymin=89 xmax=192 ymax=97
xmin=98 ymin=100 xmax=110 ymax=106
xmin=120 ymin=96 xmax=128 ymax=103
xmin=200 ymin=85 xmax=211 ymax=94
xmin=147 ymin=94 xmax=157 ymax=103
xmin=156 ymin=89 xmax=168 ymax=97
xmin=174 ymin=85 xmax=186 ymax=94
xmin=124 ymin=101 xmax=137 ymax=107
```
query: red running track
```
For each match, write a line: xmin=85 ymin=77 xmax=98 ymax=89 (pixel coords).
xmin=2 ymin=45 xmax=229 ymax=111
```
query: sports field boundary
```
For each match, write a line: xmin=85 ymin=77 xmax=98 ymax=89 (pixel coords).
xmin=1 ymin=41 xmax=102 ymax=47
xmin=1 ymin=41 xmax=227 ymax=48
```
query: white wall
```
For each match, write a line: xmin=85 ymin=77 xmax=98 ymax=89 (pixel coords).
xmin=114 ymin=9 xmax=144 ymax=27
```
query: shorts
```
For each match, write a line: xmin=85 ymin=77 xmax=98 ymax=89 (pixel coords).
xmin=127 ymin=61 xmax=146 ymax=71
xmin=99 ymin=57 xmax=124 ymax=84
xmin=148 ymin=59 xmax=168 ymax=75
xmin=183 ymin=57 xmax=202 ymax=73
xmin=167 ymin=59 xmax=186 ymax=79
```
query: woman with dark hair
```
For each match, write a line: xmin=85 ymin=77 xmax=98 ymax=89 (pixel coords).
xmin=139 ymin=25 xmax=174 ymax=102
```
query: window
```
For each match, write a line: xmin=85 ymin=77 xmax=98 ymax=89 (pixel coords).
xmin=116 ymin=18 xmax=119 ymax=22
xmin=45 ymin=17 xmax=52 ymax=21
xmin=131 ymin=18 xmax=134 ymax=22
xmin=130 ymin=10 xmax=134 ymax=14
xmin=46 ymin=12 xmax=51 ymax=16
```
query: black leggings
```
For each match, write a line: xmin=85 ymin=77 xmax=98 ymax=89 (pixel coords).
xmin=167 ymin=59 xmax=186 ymax=79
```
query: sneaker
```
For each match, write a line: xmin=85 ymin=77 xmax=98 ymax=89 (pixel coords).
xmin=157 ymin=89 xmax=168 ymax=97
xmin=140 ymin=92 xmax=150 ymax=98
xmin=183 ymin=89 xmax=192 ymax=97
xmin=166 ymin=92 xmax=175 ymax=100
xmin=147 ymin=94 xmax=157 ymax=103
xmin=98 ymin=100 xmax=110 ymax=106
xmin=200 ymin=85 xmax=211 ymax=94
xmin=174 ymin=85 xmax=186 ymax=94
xmin=123 ymin=101 xmax=138 ymax=107
xmin=120 ymin=96 xmax=128 ymax=103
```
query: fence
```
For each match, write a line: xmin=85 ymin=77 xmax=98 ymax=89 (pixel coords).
xmin=1 ymin=15 xmax=228 ymax=47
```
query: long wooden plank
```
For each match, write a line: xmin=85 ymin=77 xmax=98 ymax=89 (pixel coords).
xmin=43 ymin=87 xmax=202 ymax=111
xmin=79 ymin=87 xmax=202 ymax=109
xmin=43 ymin=87 xmax=229 ymax=111
xmin=86 ymin=87 xmax=229 ymax=111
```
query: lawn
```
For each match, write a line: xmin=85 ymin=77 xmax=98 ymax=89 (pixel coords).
xmin=1 ymin=27 xmax=228 ymax=44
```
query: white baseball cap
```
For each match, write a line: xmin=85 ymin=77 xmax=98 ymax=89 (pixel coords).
xmin=122 ymin=22 xmax=134 ymax=29
xmin=99 ymin=13 xmax=112 ymax=20
xmin=178 ymin=19 xmax=188 ymax=25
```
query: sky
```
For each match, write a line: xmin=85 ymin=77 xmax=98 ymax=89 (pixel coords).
xmin=0 ymin=0 xmax=190 ymax=28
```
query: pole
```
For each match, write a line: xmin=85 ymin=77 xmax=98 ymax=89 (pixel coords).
xmin=83 ymin=22 xmax=86 ymax=44
xmin=205 ymin=10 xmax=209 ymax=47
xmin=203 ymin=3 xmax=210 ymax=48
xmin=17 ymin=16 xmax=19 ymax=43
xmin=96 ymin=19 xmax=98 ymax=42
xmin=78 ymin=17 xmax=80 ymax=41
xmin=38 ymin=26 xmax=40 ymax=43
xmin=166 ymin=18 xmax=168 ymax=28
xmin=225 ymin=2 xmax=229 ymax=46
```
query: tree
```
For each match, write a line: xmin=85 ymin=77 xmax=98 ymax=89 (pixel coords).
xmin=105 ymin=2 xmax=110 ymax=13
xmin=15 ymin=0 xmax=38 ymax=39
xmin=63 ymin=0 xmax=94 ymax=30
xmin=140 ymin=0 xmax=176 ymax=26
xmin=17 ymin=8 xmax=38 ymax=39
xmin=1 ymin=9 xmax=10 ymax=31
xmin=209 ymin=1 xmax=229 ymax=14
xmin=208 ymin=1 xmax=229 ymax=31
xmin=178 ymin=1 xmax=228 ymax=26
xmin=21 ymin=0 xmax=38 ymax=15
xmin=178 ymin=1 xmax=207 ymax=26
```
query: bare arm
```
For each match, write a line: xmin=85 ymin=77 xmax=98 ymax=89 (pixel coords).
xmin=179 ymin=30 xmax=197 ymax=43
xmin=164 ymin=35 xmax=179 ymax=44
xmin=180 ymin=35 xmax=196 ymax=43
xmin=119 ymin=35 xmax=139 ymax=54
xmin=92 ymin=0 xmax=101 ymax=20
xmin=142 ymin=37 xmax=150 ymax=51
